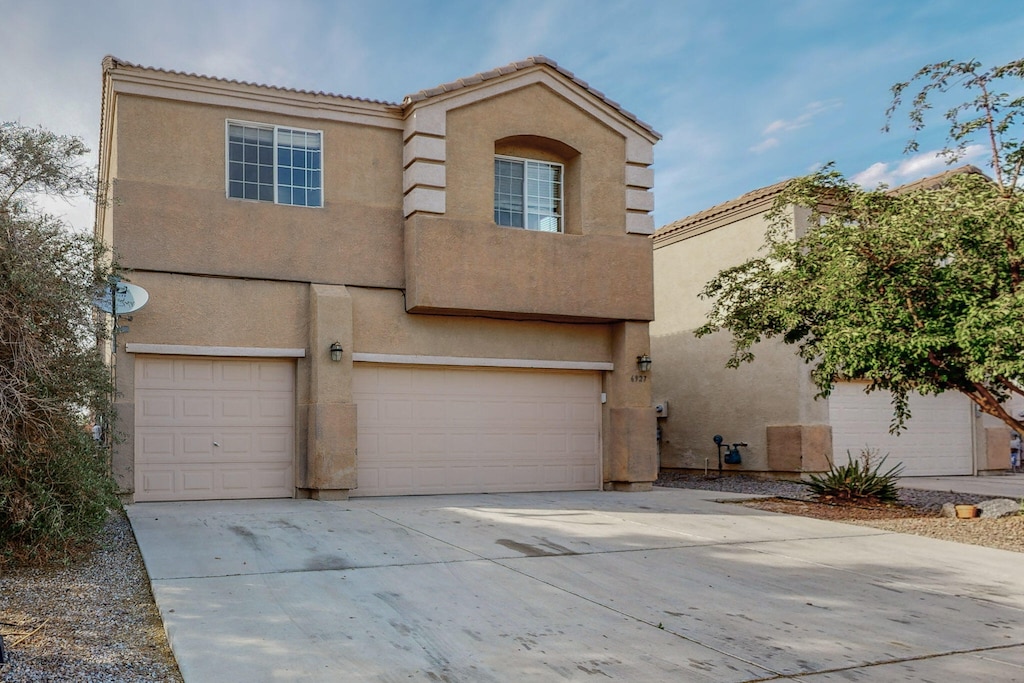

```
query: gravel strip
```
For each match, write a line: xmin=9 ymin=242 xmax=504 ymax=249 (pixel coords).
xmin=656 ymin=471 xmax=1024 ymax=553
xmin=655 ymin=470 xmax=981 ymax=510
xmin=0 ymin=509 xmax=183 ymax=682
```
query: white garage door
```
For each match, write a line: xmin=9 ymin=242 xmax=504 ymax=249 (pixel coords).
xmin=352 ymin=364 xmax=602 ymax=496
xmin=828 ymin=383 xmax=973 ymax=476
xmin=134 ymin=356 xmax=295 ymax=501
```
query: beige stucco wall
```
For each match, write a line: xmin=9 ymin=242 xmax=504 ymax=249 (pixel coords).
xmin=404 ymin=214 xmax=654 ymax=321
xmin=351 ymin=287 xmax=612 ymax=359
xmin=444 ymin=83 xmax=627 ymax=234
xmin=111 ymin=96 xmax=405 ymax=287
xmin=651 ymin=206 xmax=826 ymax=473
xmin=118 ymin=271 xmax=310 ymax=348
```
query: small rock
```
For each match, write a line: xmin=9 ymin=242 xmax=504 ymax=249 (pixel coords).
xmin=976 ymin=498 xmax=1022 ymax=519
xmin=940 ymin=502 xmax=957 ymax=518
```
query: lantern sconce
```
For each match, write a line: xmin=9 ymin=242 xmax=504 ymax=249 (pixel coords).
xmin=329 ymin=342 xmax=343 ymax=362
xmin=636 ymin=354 xmax=652 ymax=372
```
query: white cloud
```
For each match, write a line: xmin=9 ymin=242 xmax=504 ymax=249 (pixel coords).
xmin=749 ymin=137 xmax=780 ymax=153
xmin=850 ymin=162 xmax=892 ymax=188
xmin=852 ymin=145 xmax=987 ymax=188
xmin=753 ymin=99 xmax=842 ymax=153
xmin=767 ymin=100 xmax=842 ymax=134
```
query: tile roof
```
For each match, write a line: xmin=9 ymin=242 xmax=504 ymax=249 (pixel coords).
xmin=402 ymin=55 xmax=660 ymax=139
xmin=654 ymin=164 xmax=991 ymax=243
xmin=102 ymin=55 xmax=400 ymax=107
xmin=654 ymin=179 xmax=791 ymax=242
xmin=103 ymin=55 xmax=660 ymax=139
xmin=889 ymin=164 xmax=988 ymax=193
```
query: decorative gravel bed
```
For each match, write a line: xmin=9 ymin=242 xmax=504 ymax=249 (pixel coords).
xmin=655 ymin=470 xmax=983 ymax=509
xmin=656 ymin=471 xmax=1024 ymax=553
xmin=0 ymin=509 xmax=183 ymax=682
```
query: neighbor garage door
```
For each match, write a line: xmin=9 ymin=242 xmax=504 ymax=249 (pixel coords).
xmin=828 ymin=383 xmax=973 ymax=476
xmin=134 ymin=356 xmax=295 ymax=501
xmin=351 ymin=364 xmax=602 ymax=496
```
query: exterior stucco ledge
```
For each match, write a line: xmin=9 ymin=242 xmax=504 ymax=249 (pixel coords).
xmin=125 ymin=343 xmax=306 ymax=357
xmin=352 ymin=353 xmax=613 ymax=371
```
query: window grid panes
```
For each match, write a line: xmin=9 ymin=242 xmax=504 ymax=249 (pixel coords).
xmin=494 ymin=156 xmax=562 ymax=232
xmin=227 ymin=123 xmax=322 ymax=207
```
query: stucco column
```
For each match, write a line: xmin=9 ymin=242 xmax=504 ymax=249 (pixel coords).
xmin=603 ymin=321 xmax=657 ymax=491
xmin=111 ymin=350 xmax=135 ymax=499
xmin=303 ymin=284 xmax=357 ymax=499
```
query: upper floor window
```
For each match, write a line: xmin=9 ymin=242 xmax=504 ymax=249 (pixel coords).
xmin=227 ymin=122 xmax=322 ymax=207
xmin=494 ymin=156 xmax=562 ymax=232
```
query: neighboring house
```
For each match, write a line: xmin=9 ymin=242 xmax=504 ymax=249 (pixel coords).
xmin=651 ymin=169 xmax=1014 ymax=478
xmin=97 ymin=55 xmax=661 ymax=502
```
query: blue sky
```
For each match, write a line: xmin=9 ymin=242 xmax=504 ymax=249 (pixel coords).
xmin=2 ymin=0 xmax=1022 ymax=231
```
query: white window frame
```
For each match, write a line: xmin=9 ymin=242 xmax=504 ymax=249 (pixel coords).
xmin=225 ymin=120 xmax=324 ymax=208
xmin=494 ymin=155 xmax=563 ymax=233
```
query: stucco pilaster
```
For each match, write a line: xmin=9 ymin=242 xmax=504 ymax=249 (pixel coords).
xmin=303 ymin=284 xmax=357 ymax=495
xmin=111 ymin=350 xmax=135 ymax=498
xmin=982 ymin=426 xmax=1011 ymax=473
xmin=603 ymin=321 xmax=657 ymax=489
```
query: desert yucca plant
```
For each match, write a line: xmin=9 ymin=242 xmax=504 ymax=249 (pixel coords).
xmin=804 ymin=448 xmax=904 ymax=504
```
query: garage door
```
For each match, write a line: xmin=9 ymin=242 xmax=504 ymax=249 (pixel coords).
xmin=352 ymin=364 xmax=602 ymax=496
xmin=134 ymin=356 xmax=295 ymax=501
xmin=828 ymin=383 xmax=973 ymax=476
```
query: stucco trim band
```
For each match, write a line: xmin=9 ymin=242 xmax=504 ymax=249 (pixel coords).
xmin=125 ymin=343 xmax=306 ymax=358
xmin=352 ymin=353 xmax=613 ymax=371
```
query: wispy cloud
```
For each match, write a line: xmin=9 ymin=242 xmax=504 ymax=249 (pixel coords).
xmin=750 ymin=138 xmax=780 ymax=153
xmin=751 ymin=99 xmax=842 ymax=153
xmin=852 ymin=145 xmax=987 ymax=188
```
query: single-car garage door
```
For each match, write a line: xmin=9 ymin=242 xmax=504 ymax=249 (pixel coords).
xmin=829 ymin=383 xmax=973 ymax=476
xmin=134 ymin=356 xmax=295 ymax=501
xmin=352 ymin=364 xmax=602 ymax=496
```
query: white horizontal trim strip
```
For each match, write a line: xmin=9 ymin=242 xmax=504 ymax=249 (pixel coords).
xmin=352 ymin=353 xmax=613 ymax=371
xmin=126 ymin=343 xmax=306 ymax=358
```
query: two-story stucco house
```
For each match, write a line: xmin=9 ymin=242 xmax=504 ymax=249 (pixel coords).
xmin=651 ymin=170 xmax=1016 ymax=479
xmin=97 ymin=56 xmax=661 ymax=502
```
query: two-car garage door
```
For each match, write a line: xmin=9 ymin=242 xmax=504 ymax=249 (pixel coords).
xmin=351 ymin=364 xmax=602 ymax=496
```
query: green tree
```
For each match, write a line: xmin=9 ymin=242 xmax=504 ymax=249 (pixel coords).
xmin=0 ymin=122 xmax=119 ymax=565
xmin=697 ymin=58 xmax=1024 ymax=434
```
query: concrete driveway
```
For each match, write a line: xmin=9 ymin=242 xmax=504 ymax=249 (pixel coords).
xmin=127 ymin=488 xmax=1024 ymax=682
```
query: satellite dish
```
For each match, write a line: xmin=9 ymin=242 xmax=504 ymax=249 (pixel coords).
xmin=92 ymin=281 xmax=149 ymax=315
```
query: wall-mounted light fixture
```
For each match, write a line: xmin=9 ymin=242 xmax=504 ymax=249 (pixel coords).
xmin=636 ymin=354 xmax=652 ymax=372
xmin=329 ymin=342 xmax=343 ymax=362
